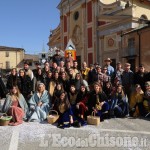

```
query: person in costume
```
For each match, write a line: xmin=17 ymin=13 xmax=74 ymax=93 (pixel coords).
xmin=143 ymin=81 xmax=150 ymax=117
xmin=81 ymin=61 xmax=90 ymax=81
xmin=17 ymin=69 xmax=32 ymax=102
xmin=6 ymin=68 xmax=18 ymax=91
xmin=130 ymin=84 xmax=144 ymax=117
xmin=76 ymin=84 xmax=89 ymax=119
xmin=2 ymin=85 xmax=28 ymax=126
xmin=56 ymin=91 xmax=85 ymax=128
xmin=111 ymin=84 xmax=129 ymax=118
xmin=65 ymin=52 xmax=74 ymax=67
xmin=52 ymin=82 xmax=65 ymax=110
xmin=68 ymin=84 xmax=78 ymax=114
xmin=87 ymin=82 xmax=109 ymax=121
xmin=27 ymin=83 xmax=50 ymax=122
xmin=0 ymin=76 xmax=8 ymax=98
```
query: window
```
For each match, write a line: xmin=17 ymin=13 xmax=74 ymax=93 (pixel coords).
xmin=6 ymin=61 xmax=10 ymax=69
xmin=128 ymin=38 xmax=135 ymax=49
xmin=128 ymin=38 xmax=135 ymax=55
xmin=73 ymin=11 xmax=79 ymax=21
xmin=5 ymin=51 xmax=9 ymax=57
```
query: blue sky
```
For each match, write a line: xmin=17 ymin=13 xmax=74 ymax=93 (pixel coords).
xmin=0 ymin=0 xmax=60 ymax=54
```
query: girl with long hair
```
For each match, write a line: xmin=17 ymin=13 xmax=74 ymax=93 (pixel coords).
xmin=2 ymin=85 xmax=28 ymax=125
xmin=111 ymin=84 xmax=129 ymax=118
xmin=27 ymin=83 xmax=50 ymax=122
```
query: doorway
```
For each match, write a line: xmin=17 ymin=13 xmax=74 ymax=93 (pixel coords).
xmin=127 ymin=58 xmax=135 ymax=72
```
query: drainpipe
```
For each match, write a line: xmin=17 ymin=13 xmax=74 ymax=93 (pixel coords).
xmin=96 ymin=0 xmax=99 ymax=64
xmin=137 ymin=30 xmax=141 ymax=66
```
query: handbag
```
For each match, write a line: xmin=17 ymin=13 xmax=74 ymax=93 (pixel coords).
xmin=47 ymin=110 xmax=59 ymax=124
xmin=87 ymin=111 xmax=100 ymax=125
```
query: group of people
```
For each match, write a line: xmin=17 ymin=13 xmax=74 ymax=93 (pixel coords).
xmin=0 ymin=51 xmax=150 ymax=128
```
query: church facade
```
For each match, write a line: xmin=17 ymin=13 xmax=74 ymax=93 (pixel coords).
xmin=48 ymin=0 xmax=150 ymax=69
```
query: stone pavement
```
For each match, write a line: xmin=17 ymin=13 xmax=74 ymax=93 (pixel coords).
xmin=0 ymin=117 xmax=150 ymax=150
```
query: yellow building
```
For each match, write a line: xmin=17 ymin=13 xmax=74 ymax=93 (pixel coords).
xmin=0 ymin=46 xmax=24 ymax=70
xmin=48 ymin=0 xmax=150 ymax=69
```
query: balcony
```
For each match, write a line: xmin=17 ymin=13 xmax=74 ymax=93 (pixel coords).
xmin=122 ymin=47 xmax=138 ymax=58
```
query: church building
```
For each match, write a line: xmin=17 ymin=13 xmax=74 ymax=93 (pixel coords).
xmin=48 ymin=0 xmax=150 ymax=69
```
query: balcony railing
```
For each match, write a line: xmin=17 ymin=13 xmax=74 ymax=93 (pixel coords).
xmin=122 ymin=47 xmax=138 ymax=57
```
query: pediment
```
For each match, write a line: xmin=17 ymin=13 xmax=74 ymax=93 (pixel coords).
xmin=99 ymin=0 xmax=127 ymax=14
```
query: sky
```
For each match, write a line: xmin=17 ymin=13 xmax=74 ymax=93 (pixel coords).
xmin=0 ymin=0 xmax=60 ymax=54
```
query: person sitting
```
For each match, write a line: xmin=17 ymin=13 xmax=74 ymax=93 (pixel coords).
xmin=76 ymin=84 xmax=89 ymax=119
xmin=111 ymin=84 xmax=129 ymax=118
xmin=52 ymin=82 xmax=64 ymax=110
xmin=130 ymin=84 xmax=144 ymax=117
xmin=68 ymin=84 xmax=78 ymax=114
xmin=2 ymin=85 xmax=28 ymax=126
xmin=27 ymin=83 xmax=50 ymax=122
xmin=143 ymin=81 xmax=150 ymax=117
xmin=0 ymin=76 xmax=8 ymax=99
xmin=55 ymin=91 xmax=85 ymax=128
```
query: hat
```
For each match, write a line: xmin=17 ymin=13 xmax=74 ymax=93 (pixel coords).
xmin=104 ymin=58 xmax=112 ymax=63
xmin=145 ymin=81 xmax=150 ymax=87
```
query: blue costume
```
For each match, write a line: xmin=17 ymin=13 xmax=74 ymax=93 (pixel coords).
xmin=27 ymin=90 xmax=50 ymax=122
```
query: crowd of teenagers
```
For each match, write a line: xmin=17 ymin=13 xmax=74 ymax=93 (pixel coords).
xmin=0 ymin=51 xmax=150 ymax=128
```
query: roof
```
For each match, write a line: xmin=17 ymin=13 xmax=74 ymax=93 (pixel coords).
xmin=0 ymin=46 xmax=24 ymax=51
xmin=24 ymin=54 xmax=39 ymax=61
xmin=122 ymin=23 xmax=150 ymax=36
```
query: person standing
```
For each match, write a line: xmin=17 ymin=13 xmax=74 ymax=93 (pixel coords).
xmin=17 ymin=69 xmax=32 ymax=102
xmin=81 ymin=61 xmax=90 ymax=81
xmin=122 ymin=63 xmax=134 ymax=101
xmin=24 ymin=61 xmax=34 ymax=93
xmin=104 ymin=58 xmax=114 ymax=81
xmin=6 ymin=68 xmax=18 ymax=91
xmin=114 ymin=62 xmax=124 ymax=85
xmin=24 ymin=61 xmax=34 ymax=81
xmin=65 ymin=52 xmax=74 ymax=67
xmin=134 ymin=64 xmax=148 ymax=91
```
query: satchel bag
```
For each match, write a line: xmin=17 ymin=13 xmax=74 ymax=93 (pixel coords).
xmin=47 ymin=110 xmax=59 ymax=124
xmin=87 ymin=111 xmax=100 ymax=125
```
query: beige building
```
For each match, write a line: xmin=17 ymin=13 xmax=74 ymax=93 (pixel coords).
xmin=0 ymin=46 xmax=24 ymax=70
xmin=122 ymin=23 xmax=150 ymax=71
xmin=17 ymin=54 xmax=39 ymax=70
xmin=48 ymin=0 xmax=150 ymax=69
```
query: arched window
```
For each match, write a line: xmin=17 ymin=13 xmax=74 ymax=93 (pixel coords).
xmin=139 ymin=15 xmax=148 ymax=24
xmin=140 ymin=15 xmax=148 ymax=20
